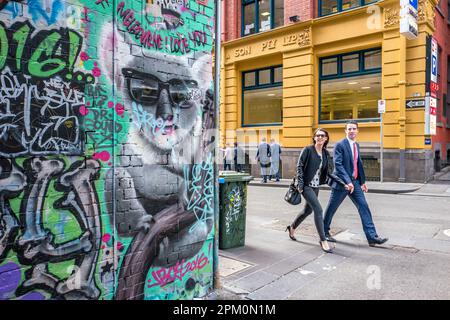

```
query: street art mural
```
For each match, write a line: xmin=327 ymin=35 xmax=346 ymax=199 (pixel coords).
xmin=0 ymin=0 xmax=216 ymax=300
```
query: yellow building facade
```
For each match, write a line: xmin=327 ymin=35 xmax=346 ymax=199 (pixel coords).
xmin=221 ymin=0 xmax=439 ymax=182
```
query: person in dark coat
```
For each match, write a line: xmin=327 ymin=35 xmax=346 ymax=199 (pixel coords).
xmin=323 ymin=120 xmax=388 ymax=247
xmin=286 ymin=128 xmax=347 ymax=253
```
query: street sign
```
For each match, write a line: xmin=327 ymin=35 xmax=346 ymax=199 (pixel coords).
xmin=425 ymin=138 xmax=431 ymax=145
xmin=406 ymin=99 xmax=425 ymax=108
xmin=378 ymin=100 xmax=386 ymax=113
xmin=425 ymin=96 xmax=437 ymax=135
xmin=431 ymin=38 xmax=438 ymax=83
xmin=400 ymin=0 xmax=418 ymax=39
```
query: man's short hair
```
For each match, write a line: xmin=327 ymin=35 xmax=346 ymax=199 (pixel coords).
xmin=345 ymin=120 xmax=359 ymax=129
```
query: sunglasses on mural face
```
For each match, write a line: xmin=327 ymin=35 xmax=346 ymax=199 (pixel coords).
xmin=122 ymin=68 xmax=198 ymax=107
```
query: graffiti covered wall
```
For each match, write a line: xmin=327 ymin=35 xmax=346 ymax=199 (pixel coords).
xmin=0 ymin=0 xmax=216 ymax=300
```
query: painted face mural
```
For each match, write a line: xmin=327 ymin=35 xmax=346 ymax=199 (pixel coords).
xmin=0 ymin=0 xmax=215 ymax=300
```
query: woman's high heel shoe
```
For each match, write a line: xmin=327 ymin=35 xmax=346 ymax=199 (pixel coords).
xmin=319 ymin=240 xmax=333 ymax=253
xmin=285 ymin=225 xmax=297 ymax=241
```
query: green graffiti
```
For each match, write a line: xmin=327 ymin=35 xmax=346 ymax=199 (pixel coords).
xmin=28 ymin=31 xmax=65 ymax=77
xmin=0 ymin=24 xmax=7 ymax=70
xmin=12 ymin=23 xmax=31 ymax=71
xmin=68 ymin=30 xmax=82 ymax=75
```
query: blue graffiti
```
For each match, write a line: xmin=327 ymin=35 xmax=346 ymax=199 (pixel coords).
xmin=132 ymin=102 xmax=167 ymax=136
xmin=2 ymin=2 xmax=23 ymax=19
xmin=183 ymin=154 xmax=214 ymax=233
xmin=28 ymin=0 xmax=63 ymax=25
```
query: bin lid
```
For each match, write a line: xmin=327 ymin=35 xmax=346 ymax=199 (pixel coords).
xmin=218 ymin=171 xmax=253 ymax=183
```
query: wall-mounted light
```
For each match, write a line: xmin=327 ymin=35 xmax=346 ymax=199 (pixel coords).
xmin=289 ymin=15 xmax=300 ymax=23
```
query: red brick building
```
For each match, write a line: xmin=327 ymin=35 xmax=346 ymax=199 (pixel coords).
xmin=433 ymin=0 xmax=450 ymax=169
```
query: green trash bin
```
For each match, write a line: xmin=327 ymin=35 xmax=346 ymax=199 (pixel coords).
xmin=218 ymin=171 xmax=253 ymax=249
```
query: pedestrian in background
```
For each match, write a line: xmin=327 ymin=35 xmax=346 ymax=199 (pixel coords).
xmin=256 ymin=137 xmax=271 ymax=183
xmin=270 ymin=138 xmax=282 ymax=182
xmin=323 ymin=120 xmax=388 ymax=247
xmin=223 ymin=143 xmax=233 ymax=170
xmin=234 ymin=142 xmax=244 ymax=172
xmin=286 ymin=128 xmax=347 ymax=253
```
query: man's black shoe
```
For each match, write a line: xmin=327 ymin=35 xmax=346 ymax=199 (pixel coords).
xmin=368 ymin=237 xmax=388 ymax=247
xmin=325 ymin=235 xmax=337 ymax=242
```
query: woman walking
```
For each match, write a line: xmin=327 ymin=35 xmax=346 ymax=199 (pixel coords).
xmin=286 ymin=128 xmax=347 ymax=253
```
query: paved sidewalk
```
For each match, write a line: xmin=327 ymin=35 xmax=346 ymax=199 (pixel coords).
xmin=217 ymin=182 xmax=450 ymax=300
xmin=249 ymin=178 xmax=423 ymax=194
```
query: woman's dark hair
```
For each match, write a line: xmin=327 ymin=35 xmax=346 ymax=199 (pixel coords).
xmin=312 ymin=128 xmax=329 ymax=149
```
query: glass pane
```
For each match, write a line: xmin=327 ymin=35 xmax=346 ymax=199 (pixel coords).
xmin=342 ymin=0 xmax=359 ymax=10
xmin=259 ymin=0 xmax=271 ymax=32
xmin=364 ymin=50 xmax=381 ymax=70
xmin=321 ymin=57 xmax=338 ymax=76
xmin=244 ymin=72 xmax=256 ymax=87
xmin=274 ymin=0 xmax=284 ymax=28
xmin=243 ymin=87 xmax=282 ymax=125
xmin=243 ymin=3 xmax=256 ymax=35
xmin=342 ymin=54 xmax=359 ymax=73
xmin=274 ymin=66 xmax=282 ymax=83
xmin=259 ymin=69 xmax=271 ymax=85
xmin=320 ymin=73 xmax=381 ymax=121
xmin=321 ymin=0 xmax=338 ymax=15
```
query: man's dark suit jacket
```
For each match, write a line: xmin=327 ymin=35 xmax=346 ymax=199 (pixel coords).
xmin=329 ymin=138 xmax=366 ymax=190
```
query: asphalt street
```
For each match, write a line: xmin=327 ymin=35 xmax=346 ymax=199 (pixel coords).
xmin=219 ymin=178 xmax=450 ymax=300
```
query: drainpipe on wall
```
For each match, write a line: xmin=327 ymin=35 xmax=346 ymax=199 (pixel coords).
xmin=213 ymin=0 xmax=222 ymax=291
xmin=399 ymin=35 xmax=407 ymax=182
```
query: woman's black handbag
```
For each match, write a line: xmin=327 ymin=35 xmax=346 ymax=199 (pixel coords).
xmin=284 ymin=177 xmax=302 ymax=205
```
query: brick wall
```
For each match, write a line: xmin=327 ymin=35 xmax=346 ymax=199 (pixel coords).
xmin=0 ymin=0 xmax=216 ymax=300
xmin=223 ymin=0 xmax=314 ymax=42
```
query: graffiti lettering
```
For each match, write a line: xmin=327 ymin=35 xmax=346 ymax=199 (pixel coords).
xmin=0 ymin=68 xmax=85 ymax=156
xmin=85 ymin=109 xmax=123 ymax=146
xmin=147 ymin=252 xmax=209 ymax=289
xmin=0 ymin=22 xmax=83 ymax=78
xmin=116 ymin=2 xmax=207 ymax=54
xmin=184 ymin=157 xmax=214 ymax=233
xmin=28 ymin=0 xmax=64 ymax=25
xmin=225 ymin=186 xmax=243 ymax=234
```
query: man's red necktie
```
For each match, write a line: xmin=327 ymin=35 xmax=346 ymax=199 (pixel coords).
xmin=353 ymin=143 xmax=358 ymax=179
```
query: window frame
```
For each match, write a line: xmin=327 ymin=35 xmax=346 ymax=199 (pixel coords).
xmin=242 ymin=65 xmax=283 ymax=127
xmin=319 ymin=48 xmax=382 ymax=124
xmin=241 ymin=0 xmax=280 ymax=37
xmin=318 ymin=0 xmax=379 ymax=17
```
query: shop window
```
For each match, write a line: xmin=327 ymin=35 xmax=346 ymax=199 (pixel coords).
xmin=319 ymin=0 xmax=380 ymax=16
xmin=242 ymin=0 xmax=284 ymax=36
xmin=342 ymin=54 xmax=359 ymax=73
xmin=364 ymin=49 xmax=381 ymax=70
xmin=320 ymin=49 xmax=381 ymax=122
xmin=242 ymin=66 xmax=283 ymax=126
xmin=244 ymin=72 xmax=256 ymax=87
xmin=321 ymin=57 xmax=338 ymax=76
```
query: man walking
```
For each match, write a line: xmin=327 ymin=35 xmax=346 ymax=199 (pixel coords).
xmin=234 ymin=142 xmax=244 ymax=172
xmin=223 ymin=143 xmax=233 ymax=170
xmin=324 ymin=121 xmax=388 ymax=247
xmin=256 ymin=137 xmax=271 ymax=183
xmin=270 ymin=138 xmax=281 ymax=181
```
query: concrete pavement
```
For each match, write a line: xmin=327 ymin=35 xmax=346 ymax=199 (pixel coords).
xmin=217 ymin=176 xmax=450 ymax=300
xmin=248 ymin=178 xmax=423 ymax=194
